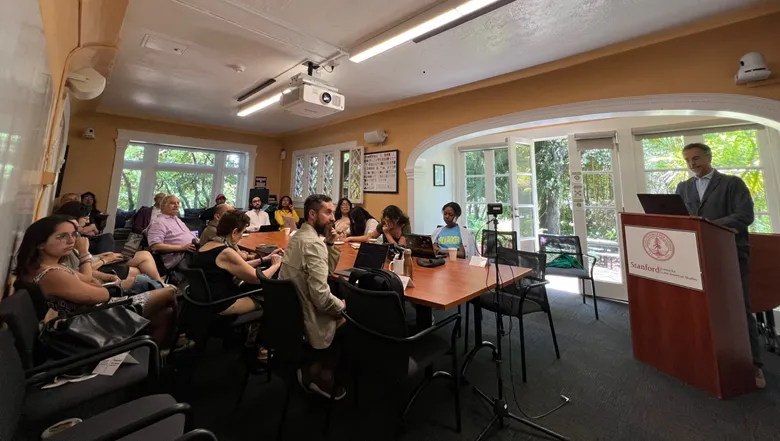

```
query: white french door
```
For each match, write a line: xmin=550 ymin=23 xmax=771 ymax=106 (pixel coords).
xmin=568 ymin=133 xmax=627 ymax=301
xmin=457 ymin=138 xmax=539 ymax=249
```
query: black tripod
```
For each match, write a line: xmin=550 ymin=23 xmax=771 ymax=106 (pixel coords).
xmin=464 ymin=211 xmax=569 ymax=441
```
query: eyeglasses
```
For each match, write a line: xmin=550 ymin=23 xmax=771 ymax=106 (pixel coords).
xmin=54 ymin=232 xmax=80 ymax=242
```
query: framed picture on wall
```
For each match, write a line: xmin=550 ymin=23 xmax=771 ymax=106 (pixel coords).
xmin=364 ymin=149 xmax=400 ymax=193
xmin=433 ymin=164 xmax=445 ymax=186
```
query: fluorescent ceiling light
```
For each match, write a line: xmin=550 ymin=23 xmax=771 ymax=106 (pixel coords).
xmin=349 ymin=0 xmax=501 ymax=63
xmin=237 ymin=93 xmax=282 ymax=117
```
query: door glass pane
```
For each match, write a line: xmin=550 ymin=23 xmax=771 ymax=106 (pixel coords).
xmin=515 ymin=143 xmax=532 ymax=173
xmin=119 ymin=169 xmax=141 ymax=211
xmin=323 ymin=153 xmax=334 ymax=196
xmin=495 ymin=176 xmax=510 ymax=204
xmin=466 ymin=204 xmax=487 ymax=243
xmin=704 ymin=130 xmax=760 ymax=168
xmin=644 ymin=170 xmax=688 ymax=194
xmin=497 ymin=206 xmax=513 ymax=232
xmin=155 ymin=171 xmax=214 ymax=213
xmin=535 ymin=138 xmax=573 ymax=235
xmin=583 ymin=174 xmax=615 ymax=206
xmin=158 ymin=148 xmax=215 ymax=166
xmin=340 ymin=151 xmax=350 ymax=198
xmin=752 ymin=214 xmax=772 ymax=233
xmin=125 ymin=145 xmax=145 ymax=161
xmin=225 ymin=153 xmax=241 ymax=168
xmin=516 ymin=174 xmax=533 ymax=205
xmin=581 ymin=149 xmax=611 ymax=172
xmin=293 ymin=157 xmax=304 ymax=199
xmin=348 ymin=148 xmax=363 ymax=201
xmin=466 ymin=177 xmax=486 ymax=202
xmin=308 ymin=156 xmax=319 ymax=196
xmin=642 ymin=136 xmax=686 ymax=169
xmin=494 ymin=149 xmax=509 ymax=175
xmin=517 ymin=207 xmax=535 ymax=238
xmin=586 ymin=208 xmax=621 ymax=283
xmin=223 ymin=174 xmax=238 ymax=208
xmin=465 ymin=151 xmax=485 ymax=175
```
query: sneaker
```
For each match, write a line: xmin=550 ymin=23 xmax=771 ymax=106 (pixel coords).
xmin=756 ymin=368 xmax=767 ymax=389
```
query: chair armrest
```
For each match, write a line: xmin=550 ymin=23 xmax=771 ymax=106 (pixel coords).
xmin=86 ymin=403 xmax=192 ymax=441
xmin=343 ymin=312 xmax=461 ymax=343
xmin=175 ymin=429 xmax=218 ymax=441
xmin=26 ymin=336 xmax=160 ymax=385
xmin=181 ymin=287 xmax=263 ymax=307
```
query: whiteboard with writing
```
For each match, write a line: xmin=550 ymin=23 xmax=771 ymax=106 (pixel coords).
xmin=364 ymin=150 xmax=399 ymax=193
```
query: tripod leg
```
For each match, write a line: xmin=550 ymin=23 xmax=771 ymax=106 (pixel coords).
xmin=505 ymin=412 xmax=571 ymax=441
xmin=518 ymin=315 xmax=527 ymax=383
xmin=548 ymin=308 xmax=561 ymax=359
xmin=474 ymin=415 xmax=500 ymax=441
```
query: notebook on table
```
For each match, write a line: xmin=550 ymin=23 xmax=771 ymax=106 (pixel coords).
xmin=333 ymin=242 xmax=388 ymax=278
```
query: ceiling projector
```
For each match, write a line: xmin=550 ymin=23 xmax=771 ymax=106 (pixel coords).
xmin=280 ymin=73 xmax=345 ymax=118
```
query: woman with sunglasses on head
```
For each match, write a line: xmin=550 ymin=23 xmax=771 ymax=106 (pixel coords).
xmin=15 ymin=215 xmax=179 ymax=349
xmin=334 ymin=198 xmax=353 ymax=239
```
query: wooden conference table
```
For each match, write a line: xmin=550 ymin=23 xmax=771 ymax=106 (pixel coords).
xmin=238 ymin=231 xmax=530 ymax=330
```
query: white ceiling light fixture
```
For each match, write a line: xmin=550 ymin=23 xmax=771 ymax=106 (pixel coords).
xmin=349 ymin=0 xmax=505 ymax=63
xmin=237 ymin=88 xmax=295 ymax=117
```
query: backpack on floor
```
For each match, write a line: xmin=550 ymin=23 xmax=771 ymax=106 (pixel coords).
xmin=348 ymin=268 xmax=406 ymax=303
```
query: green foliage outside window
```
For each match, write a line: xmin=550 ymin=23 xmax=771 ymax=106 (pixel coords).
xmin=534 ymin=139 xmax=573 ymax=236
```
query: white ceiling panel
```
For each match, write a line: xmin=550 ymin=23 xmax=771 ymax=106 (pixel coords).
xmin=98 ymin=0 xmax=764 ymax=134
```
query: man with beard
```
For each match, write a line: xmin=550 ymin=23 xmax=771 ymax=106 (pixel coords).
xmin=245 ymin=195 xmax=270 ymax=232
xmin=279 ymin=194 xmax=346 ymax=400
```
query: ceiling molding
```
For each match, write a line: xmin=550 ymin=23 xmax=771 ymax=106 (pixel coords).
xmin=283 ymin=2 xmax=780 ymax=137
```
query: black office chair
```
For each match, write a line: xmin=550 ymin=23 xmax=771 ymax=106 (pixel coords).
xmin=473 ymin=248 xmax=560 ymax=382
xmin=0 ymin=290 xmax=160 ymax=424
xmin=340 ymin=281 xmax=462 ymax=435
xmin=538 ymin=234 xmax=599 ymax=320
xmin=260 ymin=277 xmax=336 ymax=440
xmin=0 ymin=328 xmax=198 ymax=441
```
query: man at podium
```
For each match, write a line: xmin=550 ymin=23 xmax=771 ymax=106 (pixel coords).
xmin=675 ymin=142 xmax=765 ymax=389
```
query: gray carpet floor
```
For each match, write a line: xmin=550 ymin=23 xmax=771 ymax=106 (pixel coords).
xmin=180 ymin=290 xmax=780 ymax=441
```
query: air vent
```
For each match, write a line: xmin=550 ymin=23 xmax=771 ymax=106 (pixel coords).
xmin=141 ymin=34 xmax=188 ymax=55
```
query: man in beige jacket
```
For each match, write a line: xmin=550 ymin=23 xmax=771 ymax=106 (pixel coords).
xmin=279 ymin=194 xmax=346 ymax=399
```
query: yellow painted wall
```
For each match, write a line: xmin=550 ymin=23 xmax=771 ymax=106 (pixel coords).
xmin=61 ymin=113 xmax=283 ymax=211
xmin=280 ymin=12 xmax=780 ymax=218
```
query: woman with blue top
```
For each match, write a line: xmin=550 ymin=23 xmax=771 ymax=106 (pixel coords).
xmin=431 ymin=202 xmax=479 ymax=259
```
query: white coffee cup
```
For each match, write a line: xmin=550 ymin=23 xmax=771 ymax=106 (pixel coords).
xmin=447 ymin=248 xmax=457 ymax=262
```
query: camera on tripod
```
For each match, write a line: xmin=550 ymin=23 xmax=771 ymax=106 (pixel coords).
xmin=487 ymin=203 xmax=503 ymax=216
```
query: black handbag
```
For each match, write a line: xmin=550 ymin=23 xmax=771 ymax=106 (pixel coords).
xmin=39 ymin=301 xmax=150 ymax=360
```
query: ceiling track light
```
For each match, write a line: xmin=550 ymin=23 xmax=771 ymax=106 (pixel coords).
xmin=349 ymin=0 xmax=514 ymax=63
xmin=413 ymin=0 xmax=516 ymax=44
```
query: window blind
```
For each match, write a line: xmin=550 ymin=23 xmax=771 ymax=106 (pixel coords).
xmin=574 ymin=131 xmax=616 ymax=151
xmin=632 ymin=118 xmax=762 ymax=141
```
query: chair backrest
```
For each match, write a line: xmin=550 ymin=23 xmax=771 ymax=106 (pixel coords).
xmin=0 ymin=290 xmax=42 ymax=369
xmin=180 ymin=268 xmax=214 ymax=304
xmin=538 ymin=234 xmax=584 ymax=266
xmin=340 ymin=281 xmax=410 ymax=381
xmin=260 ymin=278 xmax=307 ymax=370
xmin=0 ymin=328 xmax=26 ymax=441
xmin=482 ymin=230 xmax=518 ymax=259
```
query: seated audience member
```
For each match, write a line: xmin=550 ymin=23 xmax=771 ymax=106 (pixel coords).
xmin=193 ymin=210 xmax=283 ymax=315
xmin=334 ymin=198 xmax=352 ymax=239
xmin=432 ymin=202 xmax=479 ymax=258
xmin=200 ymin=194 xmax=227 ymax=224
xmin=81 ymin=192 xmax=107 ymax=232
xmin=147 ymin=195 xmax=198 ymax=269
xmin=274 ymin=195 xmax=299 ymax=230
xmin=279 ymin=194 xmax=346 ymax=399
xmin=343 ymin=207 xmax=379 ymax=243
xmin=15 ymin=215 xmax=179 ymax=348
xmin=56 ymin=201 xmax=162 ymax=281
xmin=79 ymin=191 xmax=115 ymax=254
xmin=199 ymin=203 xmax=232 ymax=246
xmin=346 ymin=205 xmax=410 ymax=246
xmin=245 ymin=195 xmax=270 ymax=232
xmin=130 ymin=192 xmax=166 ymax=233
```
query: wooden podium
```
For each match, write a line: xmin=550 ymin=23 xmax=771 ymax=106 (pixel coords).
xmin=621 ymin=213 xmax=755 ymax=399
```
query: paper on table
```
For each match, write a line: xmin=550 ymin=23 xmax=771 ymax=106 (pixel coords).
xmin=469 ymin=256 xmax=488 ymax=268
xmin=397 ymin=275 xmax=414 ymax=290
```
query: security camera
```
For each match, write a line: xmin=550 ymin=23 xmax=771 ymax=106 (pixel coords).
xmin=735 ymin=52 xmax=771 ymax=85
xmin=82 ymin=128 xmax=95 ymax=139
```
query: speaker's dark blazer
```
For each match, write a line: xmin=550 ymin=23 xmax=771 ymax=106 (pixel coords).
xmin=675 ymin=170 xmax=754 ymax=252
